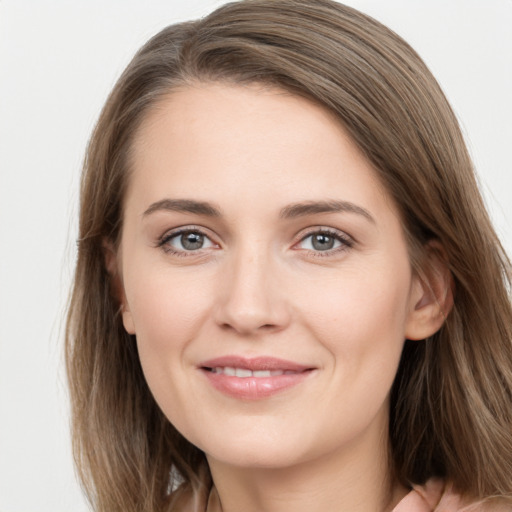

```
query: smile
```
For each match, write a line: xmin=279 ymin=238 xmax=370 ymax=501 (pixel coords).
xmin=208 ymin=367 xmax=298 ymax=377
xmin=199 ymin=356 xmax=315 ymax=400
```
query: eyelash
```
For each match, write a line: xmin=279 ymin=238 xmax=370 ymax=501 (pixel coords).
xmin=157 ymin=226 xmax=354 ymax=258
xmin=157 ymin=226 xmax=217 ymax=257
xmin=294 ymin=228 xmax=354 ymax=257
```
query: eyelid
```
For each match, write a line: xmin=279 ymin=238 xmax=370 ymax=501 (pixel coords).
xmin=155 ymin=224 xmax=354 ymax=258
xmin=157 ymin=225 xmax=220 ymax=255
xmin=292 ymin=226 xmax=354 ymax=255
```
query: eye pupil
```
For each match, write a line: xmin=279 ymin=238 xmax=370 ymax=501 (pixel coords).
xmin=312 ymin=234 xmax=335 ymax=251
xmin=181 ymin=232 xmax=204 ymax=250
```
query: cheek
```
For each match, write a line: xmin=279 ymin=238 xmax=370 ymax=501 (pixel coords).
xmin=126 ymin=263 xmax=211 ymax=336
xmin=125 ymin=272 xmax=208 ymax=427
xmin=294 ymin=270 xmax=411 ymax=442
xmin=299 ymin=265 xmax=411 ymax=368
xmin=124 ymin=265 xmax=218 ymax=391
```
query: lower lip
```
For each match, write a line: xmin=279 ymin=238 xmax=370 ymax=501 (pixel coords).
xmin=201 ymin=369 xmax=313 ymax=400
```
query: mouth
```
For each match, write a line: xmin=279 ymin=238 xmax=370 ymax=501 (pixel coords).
xmin=205 ymin=367 xmax=299 ymax=377
xmin=199 ymin=356 xmax=315 ymax=400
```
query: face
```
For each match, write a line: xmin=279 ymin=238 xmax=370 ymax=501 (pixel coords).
xmin=117 ymin=83 xmax=429 ymax=470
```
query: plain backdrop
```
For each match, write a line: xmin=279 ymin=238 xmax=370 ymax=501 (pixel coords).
xmin=0 ymin=1 xmax=511 ymax=510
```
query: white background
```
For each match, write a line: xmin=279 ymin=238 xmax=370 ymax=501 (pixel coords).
xmin=0 ymin=1 xmax=511 ymax=510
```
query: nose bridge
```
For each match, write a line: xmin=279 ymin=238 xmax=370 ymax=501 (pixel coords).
xmin=215 ymin=239 xmax=289 ymax=334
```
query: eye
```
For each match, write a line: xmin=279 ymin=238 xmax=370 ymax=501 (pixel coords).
xmin=295 ymin=229 xmax=353 ymax=255
xmin=159 ymin=228 xmax=217 ymax=254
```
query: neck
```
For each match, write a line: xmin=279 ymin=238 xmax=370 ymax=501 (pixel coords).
xmin=206 ymin=419 xmax=408 ymax=512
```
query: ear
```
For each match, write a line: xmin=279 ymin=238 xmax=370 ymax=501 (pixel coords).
xmin=103 ymin=239 xmax=136 ymax=335
xmin=405 ymin=241 xmax=454 ymax=341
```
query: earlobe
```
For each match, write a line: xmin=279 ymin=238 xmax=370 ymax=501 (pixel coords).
xmin=102 ymin=239 xmax=136 ymax=335
xmin=121 ymin=309 xmax=136 ymax=335
xmin=405 ymin=241 xmax=454 ymax=341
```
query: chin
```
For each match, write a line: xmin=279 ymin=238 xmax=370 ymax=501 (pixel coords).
xmin=207 ymin=446 xmax=304 ymax=470
xmin=198 ymin=429 xmax=317 ymax=470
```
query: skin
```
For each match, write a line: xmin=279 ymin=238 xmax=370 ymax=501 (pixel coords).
xmin=115 ymin=83 xmax=448 ymax=512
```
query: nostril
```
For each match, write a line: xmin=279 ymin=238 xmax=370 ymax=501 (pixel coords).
xmin=213 ymin=288 xmax=291 ymax=335
xmin=219 ymin=322 xmax=280 ymax=334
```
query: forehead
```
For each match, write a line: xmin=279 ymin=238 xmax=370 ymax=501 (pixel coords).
xmin=131 ymin=83 xmax=347 ymax=165
xmin=126 ymin=82 xmax=395 ymax=219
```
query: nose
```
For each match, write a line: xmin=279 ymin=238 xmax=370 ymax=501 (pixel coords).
xmin=214 ymin=247 xmax=291 ymax=336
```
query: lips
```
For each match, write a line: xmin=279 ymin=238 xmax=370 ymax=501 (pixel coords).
xmin=199 ymin=356 xmax=315 ymax=400
xmin=209 ymin=367 xmax=295 ymax=377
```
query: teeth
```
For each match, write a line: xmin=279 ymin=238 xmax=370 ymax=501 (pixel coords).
xmin=253 ymin=370 xmax=271 ymax=377
xmin=210 ymin=367 xmax=288 ymax=378
xmin=235 ymin=368 xmax=252 ymax=378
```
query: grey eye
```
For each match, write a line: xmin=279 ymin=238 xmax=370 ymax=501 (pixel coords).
xmin=311 ymin=233 xmax=336 ymax=251
xmin=181 ymin=232 xmax=205 ymax=250
xmin=166 ymin=231 xmax=215 ymax=252
xmin=299 ymin=232 xmax=342 ymax=252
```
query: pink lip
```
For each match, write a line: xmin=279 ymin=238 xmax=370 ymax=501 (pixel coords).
xmin=199 ymin=356 xmax=315 ymax=400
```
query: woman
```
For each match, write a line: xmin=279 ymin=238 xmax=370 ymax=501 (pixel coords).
xmin=66 ymin=1 xmax=512 ymax=510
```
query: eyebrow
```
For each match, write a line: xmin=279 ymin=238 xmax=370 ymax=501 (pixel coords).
xmin=279 ymin=200 xmax=375 ymax=223
xmin=143 ymin=199 xmax=221 ymax=217
xmin=143 ymin=198 xmax=374 ymax=223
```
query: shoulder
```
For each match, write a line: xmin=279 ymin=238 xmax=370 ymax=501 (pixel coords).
xmin=393 ymin=479 xmax=512 ymax=512
xmin=434 ymin=482 xmax=512 ymax=512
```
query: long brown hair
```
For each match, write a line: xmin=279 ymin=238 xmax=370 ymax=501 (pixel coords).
xmin=66 ymin=1 xmax=512 ymax=510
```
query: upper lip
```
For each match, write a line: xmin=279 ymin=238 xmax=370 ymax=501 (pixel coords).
xmin=199 ymin=356 xmax=313 ymax=372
